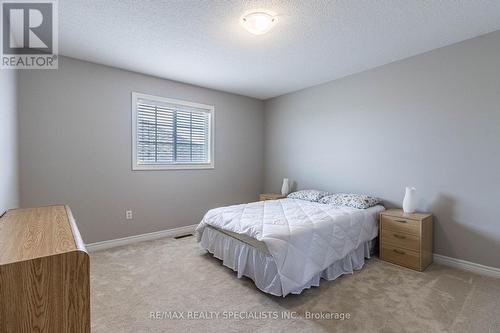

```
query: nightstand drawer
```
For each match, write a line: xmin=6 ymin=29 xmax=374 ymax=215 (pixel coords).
xmin=381 ymin=215 xmax=420 ymax=236
xmin=380 ymin=243 xmax=420 ymax=270
xmin=381 ymin=229 xmax=420 ymax=251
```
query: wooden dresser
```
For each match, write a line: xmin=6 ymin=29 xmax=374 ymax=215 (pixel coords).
xmin=0 ymin=205 xmax=90 ymax=333
xmin=379 ymin=209 xmax=433 ymax=271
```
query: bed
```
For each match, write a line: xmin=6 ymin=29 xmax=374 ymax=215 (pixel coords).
xmin=196 ymin=197 xmax=385 ymax=296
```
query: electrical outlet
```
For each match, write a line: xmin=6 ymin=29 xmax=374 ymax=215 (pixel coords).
xmin=125 ymin=210 xmax=133 ymax=220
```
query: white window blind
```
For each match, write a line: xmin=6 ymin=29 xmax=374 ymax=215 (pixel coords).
xmin=132 ymin=93 xmax=214 ymax=170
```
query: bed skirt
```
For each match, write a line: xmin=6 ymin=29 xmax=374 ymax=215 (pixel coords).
xmin=200 ymin=226 xmax=377 ymax=297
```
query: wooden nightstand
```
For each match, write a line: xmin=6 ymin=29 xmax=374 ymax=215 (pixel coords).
xmin=379 ymin=209 xmax=433 ymax=271
xmin=259 ymin=193 xmax=285 ymax=201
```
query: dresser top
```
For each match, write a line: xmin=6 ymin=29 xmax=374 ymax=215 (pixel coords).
xmin=381 ymin=208 xmax=432 ymax=220
xmin=0 ymin=205 xmax=85 ymax=265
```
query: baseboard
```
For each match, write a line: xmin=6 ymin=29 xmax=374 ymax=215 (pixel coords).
xmin=86 ymin=224 xmax=197 ymax=252
xmin=433 ymin=254 xmax=500 ymax=278
xmin=86 ymin=231 xmax=500 ymax=278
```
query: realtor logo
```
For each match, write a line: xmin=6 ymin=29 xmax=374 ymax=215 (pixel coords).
xmin=1 ymin=0 xmax=58 ymax=69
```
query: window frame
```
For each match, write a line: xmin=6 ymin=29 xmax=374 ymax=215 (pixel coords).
xmin=132 ymin=92 xmax=215 ymax=171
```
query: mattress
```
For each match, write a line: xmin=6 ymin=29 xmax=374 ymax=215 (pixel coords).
xmin=197 ymin=198 xmax=385 ymax=296
xmin=205 ymin=225 xmax=270 ymax=254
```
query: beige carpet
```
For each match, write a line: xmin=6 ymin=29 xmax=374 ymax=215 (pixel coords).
xmin=90 ymin=236 xmax=500 ymax=333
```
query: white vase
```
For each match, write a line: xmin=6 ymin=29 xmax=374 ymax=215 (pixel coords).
xmin=281 ymin=178 xmax=290 ymax=196
xmin=402 ymin=187 xmax=417 ymax=213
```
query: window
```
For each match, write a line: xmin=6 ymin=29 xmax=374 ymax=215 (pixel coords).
xmin=132 ymin=92 xmax=214 ymax=170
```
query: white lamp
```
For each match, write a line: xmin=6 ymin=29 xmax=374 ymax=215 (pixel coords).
xmin=240 ymin=11 xmax=277 ymax=35
xmin=281 ymin=178 xmax=290 ymax=196
xmin=402 ymin=187 xmax=417 ymax=213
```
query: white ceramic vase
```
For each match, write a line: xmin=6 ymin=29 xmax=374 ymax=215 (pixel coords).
xmin=402 ymin=187 xmax=417 ymax=213
xmin=281 ymin=178 xmax=290 ymax=196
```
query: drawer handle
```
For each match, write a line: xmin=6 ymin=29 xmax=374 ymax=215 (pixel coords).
xmin=394 ymin=219 xmax=407 ymax=223
xmin=393 ymin=234 xmax=406 ymax=239
xmin=393 ymin=249 xmax=406 ymax=255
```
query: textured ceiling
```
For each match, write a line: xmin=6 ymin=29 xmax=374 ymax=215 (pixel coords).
xmin=60 ymin=1 xmax=500 ymax=99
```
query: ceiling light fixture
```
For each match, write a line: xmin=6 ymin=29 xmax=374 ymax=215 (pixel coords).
xmin=240 ymin=11 xmax=277 ymax=35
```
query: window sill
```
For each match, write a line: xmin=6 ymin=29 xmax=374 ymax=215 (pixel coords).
xmin=132 ymin=163 xmax=214 ymax=171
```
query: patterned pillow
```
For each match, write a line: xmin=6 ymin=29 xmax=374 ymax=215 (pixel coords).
xmin=319 ymin=193 xmax=382 ymax=209
xmin=287 ymin=190 xmax=330 ymax=202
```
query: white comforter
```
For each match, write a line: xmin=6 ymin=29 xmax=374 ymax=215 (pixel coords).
xmin=196 ymin=198 xmax=384 ymax=296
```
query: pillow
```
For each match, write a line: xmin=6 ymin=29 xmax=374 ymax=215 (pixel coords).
xmin=319 ymin=193 xmax=382 ymax=209
xmin=287 ymin=190 xmax=329 ymax=202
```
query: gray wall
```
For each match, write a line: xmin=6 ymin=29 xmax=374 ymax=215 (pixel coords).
xmin=0 ymin=70 xmax=19 ymax=214
xmin=18 ymin=57 xmax=264 ymax=243
xmin=264 ymin=31 xmax=500 ymax=268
